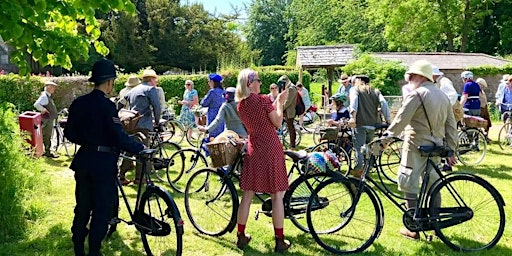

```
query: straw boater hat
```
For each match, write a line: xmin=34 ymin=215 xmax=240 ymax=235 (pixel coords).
xmin=125 ymin=75 xmax=141 ymax=87
xmin=142 ymin=69 xmax=158 ymax=79
xmin=406 ymin=60 xmax=434 ymax=82
xmin=44 ymin=81 xmax=58 ymax=87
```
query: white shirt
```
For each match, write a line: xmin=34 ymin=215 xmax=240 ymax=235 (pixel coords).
xmin=34 ymin=91 xmax=51 ymax=111
xmin=436 ymin=76 xmax=458 ymax=105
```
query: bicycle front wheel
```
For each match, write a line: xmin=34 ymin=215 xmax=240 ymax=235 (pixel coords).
xmin=378 ymin=139 xmax=402 ymax=184
xmin=167 ymin=149 xmax=208 ymax=193
xmin=285 ymin=172 xmax=334 ymax=232
xmin=456 ymin=128 xmax=487 ymax=165
xmin=429 ymin=174 xmax=505 ymax=252
xmin=497 ymin=122 xmax=512 ymax=151
xmin=184 ymin=168 xmax=239 ymax=236
xmin=153 ymin=141 xmax=181 ymax=182
xmin=138 ymin=186 xmax=184 ymax=256
xmin=307 ymin=177 xmax=383 ymax=254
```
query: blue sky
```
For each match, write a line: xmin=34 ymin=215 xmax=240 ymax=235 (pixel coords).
xmin=188 ymin=0 xmax=249 ymax=17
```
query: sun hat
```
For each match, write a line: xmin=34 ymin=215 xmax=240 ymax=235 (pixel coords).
xmin=208 ymin=73 xmax=223 ymax=82
xmin=406 ymin=60 xmax=434 ymax=82
xmin=306 ymin=152 xmax=326 ymax=175
xmin=432 ymin=66 xmax=444 ymax=76
xmin=224 ymin=87 xmax=236 ymax=101
xmin=460 ymin=71 xmax=473 ymax=79
xmin=330 ymin=93 xmax=346 ymax=101
xmin=337 ymin=74 xmax=349 ymax=83
xmin=124 ymin=75 xmax=141 ymax=87
xmin=476 ymin=78 xmax=487 ymax=88
xmin=142 ymin=69 xmax=158 ymax=79
xmin=89 ymin=58 xmax=117 ymax=83
xmin=44 ymin=81 xmax=58 ymax=87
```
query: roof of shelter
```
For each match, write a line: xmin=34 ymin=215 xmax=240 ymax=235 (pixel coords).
xmin=296 ymin=45 xmax=355 ymax=69
xmin=372 ymin=52 xmax=512 ymax=70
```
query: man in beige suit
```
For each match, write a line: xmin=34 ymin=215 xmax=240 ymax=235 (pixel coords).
xmin=385 ymin=60 xmax=458 ymax=239
xmin=278 ymin=75 xmax=297 ymax=149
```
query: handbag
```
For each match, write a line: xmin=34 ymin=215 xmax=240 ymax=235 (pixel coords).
xmin=118 ymin=109 xmax=143 ymax=133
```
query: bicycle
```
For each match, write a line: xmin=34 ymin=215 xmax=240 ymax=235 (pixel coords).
xmin=456 ymin=117 xmax=487 ymax=165
xmin=184 ymin=138 xmax=335 ymax=236
xmin=166 ymin=131 xmax=209 ymax=193
xmin=108 ymin=148 xmax=184 ymax=255
xmin=306 ymin=136 xmax=505 ymax=254
xmin=497 ymin=103 xmax=512 ymax=151
xmin=51 ymin=108 xmax=77 ymax=156
xmin=148 ymin=123 xmax=182 ymax=182
xmin=277 ymin=120 xmax=302 ymax=148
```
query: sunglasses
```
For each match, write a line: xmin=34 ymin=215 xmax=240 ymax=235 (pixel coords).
xmin=185 ymin=83 xmax=192 ymax=86
xmin=270 ymin=87 xmax=277 ymax=90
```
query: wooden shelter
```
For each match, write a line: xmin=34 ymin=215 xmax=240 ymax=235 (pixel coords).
xmin=296 ymin=45 xmax=355 ymax=94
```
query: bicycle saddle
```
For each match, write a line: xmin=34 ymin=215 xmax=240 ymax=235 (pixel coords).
xmin=284 ymin=150 xmax=308 ymax=162
xmin=418 ymin=145 xmax=453 ymax=157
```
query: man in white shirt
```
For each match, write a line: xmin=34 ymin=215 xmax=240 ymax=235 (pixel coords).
xmin=34 ymin=81 xmax=59 ymax=158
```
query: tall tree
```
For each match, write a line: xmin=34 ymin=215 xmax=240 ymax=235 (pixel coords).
xmin=0 ymin=0 xmax=135 ymax=74
xmin=244 ymin=0 xmax=292 ymax=65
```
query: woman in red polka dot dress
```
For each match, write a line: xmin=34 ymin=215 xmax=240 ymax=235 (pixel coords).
xmin=234 ymin=68 xmax=291 ymax=253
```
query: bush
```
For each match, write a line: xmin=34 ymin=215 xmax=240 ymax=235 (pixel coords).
xmin=0 ymin=103 xmax=46 ymax=240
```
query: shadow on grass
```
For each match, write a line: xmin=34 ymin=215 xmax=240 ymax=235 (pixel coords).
xmin=455 ymin=164 xmax=512 ymax=180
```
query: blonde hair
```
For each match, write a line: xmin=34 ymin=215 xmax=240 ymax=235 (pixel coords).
xmin=185 ymin=79 xmax=194 ymax=89
xmin=235 ymin=68 xmax=254 ymax=101
xmin=476 ymin=78 xmax=487 ymax=88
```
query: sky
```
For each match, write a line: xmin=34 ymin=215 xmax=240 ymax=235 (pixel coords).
xmin=188 ymin=0 xmax=249 ymax=17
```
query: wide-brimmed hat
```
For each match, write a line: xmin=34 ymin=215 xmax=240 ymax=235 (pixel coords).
xmin=211 ymin=130 xmax=240 ymax=143
xmin=406 ymin=60 xmax=434 ymax=82
xmin=432 ymin=66 xmax=444 ymax=76
xmin=208 ymin=73 xmax=222 ymax=82
xmin=125 ymin=75 xmax=141 ymax=87
xmin=44 ymin=81 xmax=58 ymax=87
xmin=476 ymin=78 xmax=487 ymax=88
xmin=142 ymin=69 xmax=158 ymax=79
xmin=337 ymin=74 xmax=349 ymax=83
xmin=89 ymin=58 xmax=117 ymax=83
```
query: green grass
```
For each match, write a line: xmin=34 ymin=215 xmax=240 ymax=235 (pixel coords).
xmin=1 ymin=124 xmax=511 ymax=255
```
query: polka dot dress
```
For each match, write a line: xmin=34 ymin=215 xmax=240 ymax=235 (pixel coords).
xmin=238 ymin=93 xmax=289 ymax=193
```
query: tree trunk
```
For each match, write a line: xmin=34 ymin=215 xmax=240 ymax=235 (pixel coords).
xmin=460 ymin=0 xmax=472 ymax=52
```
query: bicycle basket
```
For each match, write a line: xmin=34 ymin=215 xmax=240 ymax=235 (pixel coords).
xmin=207 ymin=141 xmax=241 ymax=168
xmin=463 ymin=115 xmax=487 ymax=128
xmin=319 ymin=127 xmax=338 ymax=141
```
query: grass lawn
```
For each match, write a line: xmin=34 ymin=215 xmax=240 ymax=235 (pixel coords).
xmin=1 ymin=113 xmax=511 ymax=255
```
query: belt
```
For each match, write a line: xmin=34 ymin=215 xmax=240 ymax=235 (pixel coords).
xmin=467 ymin=96 xmax=480 ymax=99
xmin=82 ymin=145 xmax=119 ymax=153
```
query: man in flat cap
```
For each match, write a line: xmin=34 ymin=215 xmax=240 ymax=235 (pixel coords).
xmin=34 ymin=80 xmax=59 ymax=158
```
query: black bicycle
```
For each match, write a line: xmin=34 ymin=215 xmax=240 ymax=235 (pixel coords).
xmin=108 ymin=148 xmax=184 ymax=256
xmin=51 ymin=108 xmax=77 ymax=156
xmin=307 ymin=137 xmax=505 ymax=254
xmin=184 ymin=138 xmax=335 ymax=236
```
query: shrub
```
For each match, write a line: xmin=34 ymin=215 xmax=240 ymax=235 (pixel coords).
xmin=0 ymin=103 xmax=46 ymax=240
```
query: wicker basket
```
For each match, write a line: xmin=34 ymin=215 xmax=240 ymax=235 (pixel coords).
xmin=207 ymin=141 xmax=241 ymax=167
xmin=319 ymin=127 xmax=339 ymax=141
xmin=463 ymin=116 xmax=488 ymax=129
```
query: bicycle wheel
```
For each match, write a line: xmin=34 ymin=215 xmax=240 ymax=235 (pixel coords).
xmin=165 ymin=120 xmax=185 ymax=145
xmin=456 ymin=128 xmax=487 ymax=165
xmin=302 ymin=112 xmax=321 ymax=132
xmin=311 ymin=123 xmax=330 ymax=144
xmin=185 ymin=126 xmax=203 ymax=147
xmin=378 ymin=139 xmax=402 ymax=183
xmin=153 ymin=141 xmax=181 ymax=182
xmin=285 ymin=172 xmax=334 ymax=232
xmin=184 ymin=168 xmax=239 ymax=236
xmin=307 ymin=177 xmax=383 ymax=254
xmin=167 ymin=148 xmax=208 ymax=193
xmin=497 ymin=122 xmax=512 ymax=151
xmin=310 ymin=142 xmax=351 ymax=175
xmin=138 ymin=186 xmax=184 ymax=256
xmin=280 ymin=126 xmax=302 ymax=148
xmin=428 ymin=174 xmax=505 ymax=252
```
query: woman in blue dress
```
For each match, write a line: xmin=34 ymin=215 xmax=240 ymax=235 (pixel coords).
xmin=178 ymin=80 xmax=199 ymax=138
xmin=201 ymin=73 xmax=225 ymax=138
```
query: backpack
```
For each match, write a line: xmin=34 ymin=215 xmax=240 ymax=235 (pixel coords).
xmin=118 ymin=109 xmax=143 ymax=133
xmin=295 ymin=91 xmax=306 ymax=116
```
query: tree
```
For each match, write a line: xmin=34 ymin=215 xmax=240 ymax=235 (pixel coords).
xmin=0 ymin=0 xmax=136 ymax=74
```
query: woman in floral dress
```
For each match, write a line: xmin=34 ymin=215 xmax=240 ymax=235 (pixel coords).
xmin=201 ymin=73 xmax=225 ymax=138
xmin=234 ymin=68 xmax=291 ymax=253
xmin=178 ymin=80 xmax=198 ymax=138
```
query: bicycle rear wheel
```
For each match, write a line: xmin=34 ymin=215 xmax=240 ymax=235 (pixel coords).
xmin=138 ymin=186 xmax=184 ymax=256
xmin=378 ymin=139 xmax=402 ymax=183
xmin=165 ymin=120 xmax=185 ymax=145
xmin=167 ymin=149 xmax=208 ymax=193
xmin=285 ymin=172 xmax=334 ymax=232
xmin=153 ymin=141 xmax=181 ymax=182
xmin=185 ymin=126 xmax=203 ymax=147
xmin=307 ymin=177 xmax=383 ymax=254
xmin=456 ymin=128 xmax=487 ymax=165
xmin=184 ymin=168 xmax=238 ymax=236
xmin=429 ymin=174 xmax=505 ymax=252
xmin=497 ymin=123 xmax=512 ymax=151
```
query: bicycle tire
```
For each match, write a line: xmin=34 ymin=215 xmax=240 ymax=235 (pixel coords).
xmin=153 ymin=141 xmax=181 ymax=182
xmin=184 ymin=167 xmax=239 ymax=236
xmin=310 ymin=142 xmax=351 ymax=175
xmin=280 ymin=127 xmax=302 ymax=148
xmin=166 ymin=120 xmax=186 ymax=145
xmin=497 ymin=122 xmax=512 ymax=151
xmin=285 ymin=172 xmax=334 ymax=233
xmin=307 ymin=177 xmax=384 ymax=254
xmin=456 ymin=128 xmax=487 ymax=166
xmin=167 ymin=148 xmax=208 ymax=193
xmin=428 ymin=174 xmax=505 ymax=252
xmin=378 ymin=139 xmax=402 ymax=184
xmin=138 ymin=186 xmax=184 ymax=256
xmin=185 ymin=126 xmax=203 ymax=147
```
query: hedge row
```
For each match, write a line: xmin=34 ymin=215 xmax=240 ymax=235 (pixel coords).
xmin=0 ymin=69 xmax=312 ymax=113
